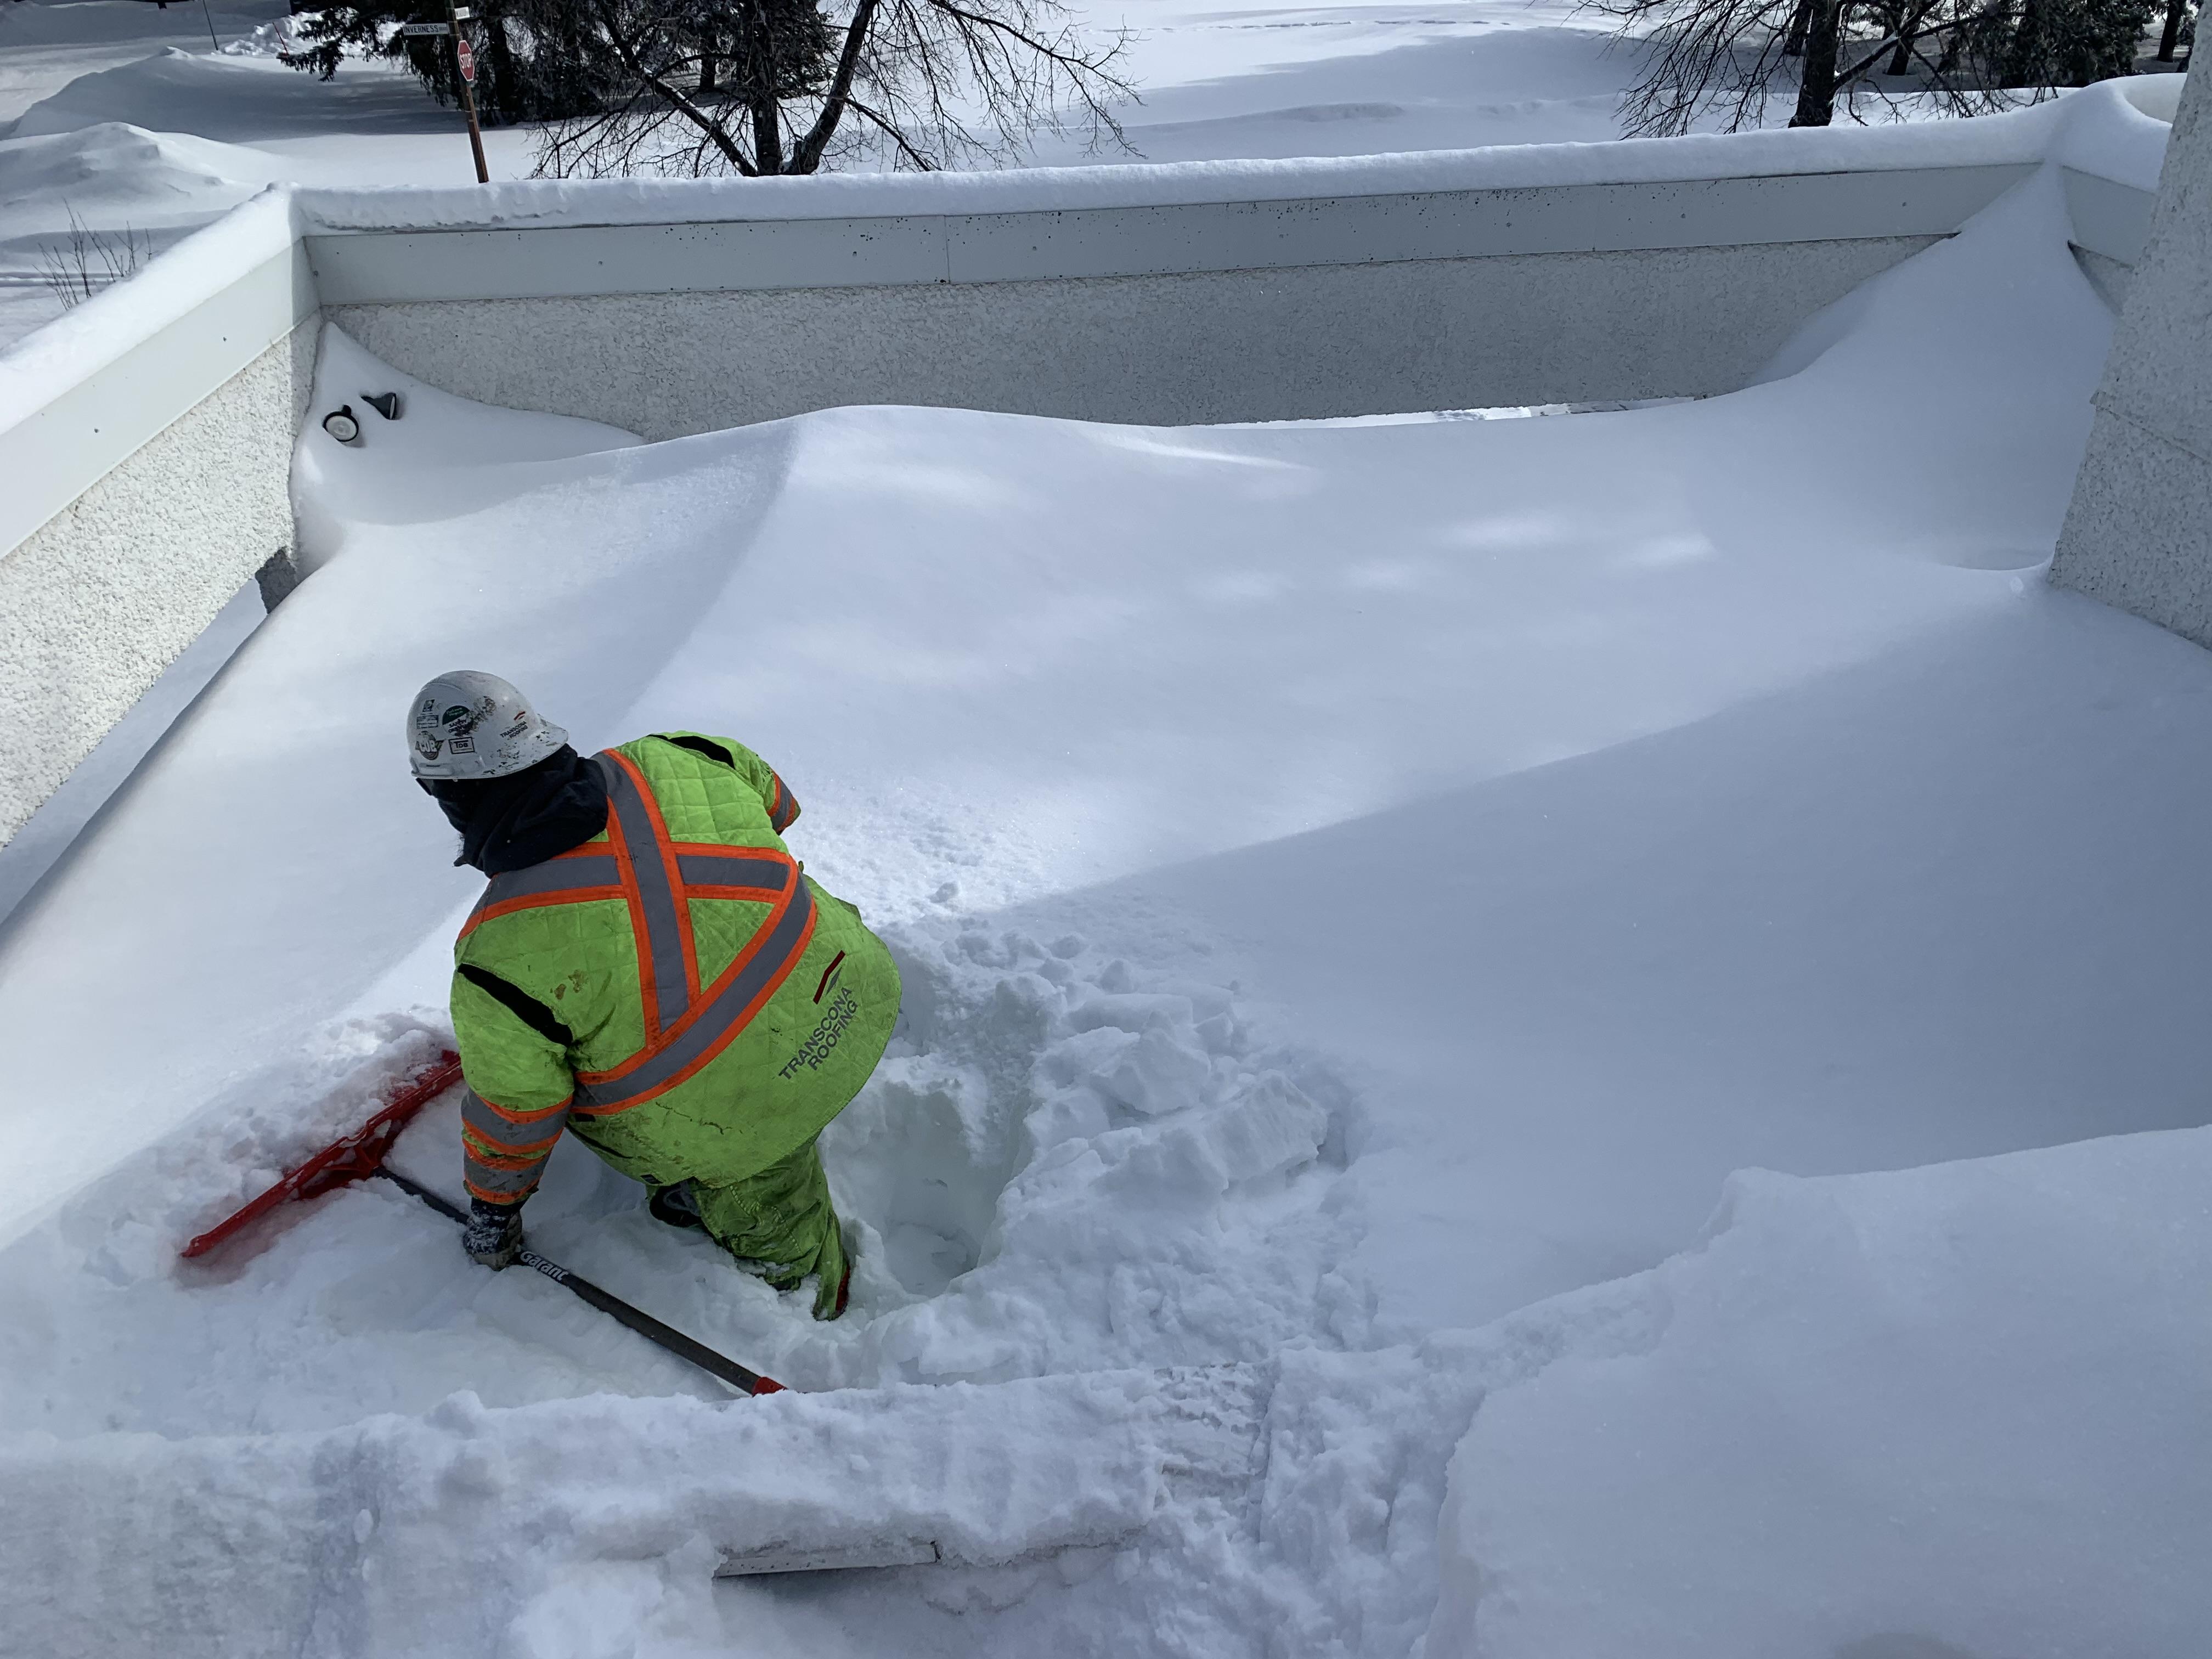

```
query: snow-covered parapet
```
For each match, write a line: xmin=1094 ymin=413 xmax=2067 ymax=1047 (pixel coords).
xmin=0 ymin=188 xmax=305 ymax=543
xmin=289 ymin=82 xmax=2174 ymax=450
xmin=0 ymin=187 xmax=315 ymax=848
xmin=289 ymin=77 xmax=2175 ymax=234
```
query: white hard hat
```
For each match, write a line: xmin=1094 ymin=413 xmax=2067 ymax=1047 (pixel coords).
xmin=407 ymin=670 xmax=569 ymax=780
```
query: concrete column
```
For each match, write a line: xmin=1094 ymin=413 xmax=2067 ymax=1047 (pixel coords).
xmin=2050 ymin=70 xmax=2212 ymax=642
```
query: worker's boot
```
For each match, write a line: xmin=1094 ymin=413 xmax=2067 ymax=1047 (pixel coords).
xmin=647 ymin=1181 xmax=704 ymax=1231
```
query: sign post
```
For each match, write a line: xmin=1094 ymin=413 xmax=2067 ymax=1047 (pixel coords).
xmin=400 ymin=8 xmax=489 ymax=183
xmin=448 ymin=0 xmax=489 ymax=185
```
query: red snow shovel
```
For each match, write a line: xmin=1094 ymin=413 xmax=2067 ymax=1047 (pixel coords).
xmin=181 ymin=1051 xmax=785 ymax=1396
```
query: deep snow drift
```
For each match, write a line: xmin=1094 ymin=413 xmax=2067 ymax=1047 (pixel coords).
xmin=3 ymin=158 xmax=2211 ymax=1654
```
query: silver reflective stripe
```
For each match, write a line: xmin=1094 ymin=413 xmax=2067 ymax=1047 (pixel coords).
xmin=461 ymin=1086 xmax=568 ymax=1201
xmin=579 ymin=877 xmax=816 ymax=1110
xmin=461 ymin=1087 xmax=568 ymax=1153
xmin=600 ymin=755 xmax=692 ymax=1030
xmin=675 ymin=854 xmax=789 ymax=890
xmin=466 ymin=1159 xmax=544 ymax=1200
xmin=483 ymin=854 xmax=621 ymax=905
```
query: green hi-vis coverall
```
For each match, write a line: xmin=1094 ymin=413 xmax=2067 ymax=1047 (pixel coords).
xmin=448 ymin=732 xmax=900 ymax=1315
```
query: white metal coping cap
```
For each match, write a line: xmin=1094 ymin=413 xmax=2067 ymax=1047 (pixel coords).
xmin=408 ymin=670 xmax=569 ymax=780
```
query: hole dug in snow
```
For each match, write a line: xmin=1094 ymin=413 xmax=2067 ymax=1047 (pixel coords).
xmin=814 ymin=926 xmax=1357 ymax=1385
xmin=827 ymin=1064 xmax=1008 ymax=1298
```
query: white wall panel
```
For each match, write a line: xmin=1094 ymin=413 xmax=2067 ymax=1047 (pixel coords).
xmin=306 ymin=166 xmax=2035 ymax=305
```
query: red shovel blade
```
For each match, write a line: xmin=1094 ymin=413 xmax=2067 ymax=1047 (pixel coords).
xmin=180 ymin=1051 xmax=465 ymax=1259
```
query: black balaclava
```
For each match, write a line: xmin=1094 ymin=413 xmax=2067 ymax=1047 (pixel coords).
xmin=422 ymin=744 xmax=608 ymax=876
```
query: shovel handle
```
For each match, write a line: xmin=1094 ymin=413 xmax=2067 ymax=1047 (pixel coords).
xmin=374 ymin=1167 xmax=785 ymax=1396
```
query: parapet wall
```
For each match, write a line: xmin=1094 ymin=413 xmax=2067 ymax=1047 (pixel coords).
xmin=319 ymin=168 xmax=2015 ymax=436
xmin=0 ymin=199 xmax=318 ymax=843
xmin=0 ymin=86 xmax=2177 ymax=843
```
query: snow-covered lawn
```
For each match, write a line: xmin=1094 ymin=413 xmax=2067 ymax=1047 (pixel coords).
xmin=2 ymin=128 xmax=2209 ymax=1654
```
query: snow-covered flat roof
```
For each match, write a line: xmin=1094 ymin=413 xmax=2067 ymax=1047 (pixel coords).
xmin=7 ymin=149 xmax=2212 ymax=1655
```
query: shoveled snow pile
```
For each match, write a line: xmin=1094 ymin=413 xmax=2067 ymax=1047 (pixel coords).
xmin=3 ymin=1367 xmax=1275 ymax=1657
xmin=2 ymin=155 xmax=2210 ymax=1652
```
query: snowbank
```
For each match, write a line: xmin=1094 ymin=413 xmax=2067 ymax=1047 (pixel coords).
xmin=0 ymin=1365 xmax=1266 ymax=1657
xmin=0 ymin=120 xmax=278 ymax=355
xmin=1428 ymin=1126 xmax=2212 ymax=1658
xmin=0 ymin=120 xmax=274 ymax=238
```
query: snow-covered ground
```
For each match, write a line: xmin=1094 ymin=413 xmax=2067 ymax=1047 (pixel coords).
xmin=4 ymin=104 xmax=2211 ymax=1651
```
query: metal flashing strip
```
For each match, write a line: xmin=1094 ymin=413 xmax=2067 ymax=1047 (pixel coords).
xmin=2061 ymin=166 xmax=2156 ymax=266
xmin=304 ymin=163 xmax=2036 ymax=306
xmin=716 ymin=1537 xmax=943 ymax=1576
xmin=0 ymin=241 xmax=317 ymax=558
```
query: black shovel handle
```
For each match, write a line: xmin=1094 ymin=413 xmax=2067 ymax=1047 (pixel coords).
xmin=375 ymin=1167 xmax=785 ymax=1396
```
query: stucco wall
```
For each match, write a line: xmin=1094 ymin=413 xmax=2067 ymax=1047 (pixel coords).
xmin=0 ymin=317 xmax=315 ymax=842
xmin=330 ymin=238 xmax=1942 ymax=438
xmin=2051 ymin=71 xmax=2212 ymax=641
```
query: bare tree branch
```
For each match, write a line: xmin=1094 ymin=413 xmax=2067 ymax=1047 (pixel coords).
xmin=843 ymin=91 xmax=939 ymax=165
xmin=521 ymin=0 xmax=1133 ymax=179
xmin=789 ymin=0 xmax=881 ymax=170
xmin=588 ymin=0 xmax=759 ymax=172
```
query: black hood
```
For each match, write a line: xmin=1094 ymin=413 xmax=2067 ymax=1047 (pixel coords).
xmin=422 ymin=746 xmax=608 ymax=876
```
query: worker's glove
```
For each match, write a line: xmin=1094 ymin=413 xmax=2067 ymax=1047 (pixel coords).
xmin=462 ymin=1198 xmax=524 ymax=1269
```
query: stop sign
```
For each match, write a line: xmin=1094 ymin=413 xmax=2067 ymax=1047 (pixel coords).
xmin=455 ymin=36 xmax=476 ymax=82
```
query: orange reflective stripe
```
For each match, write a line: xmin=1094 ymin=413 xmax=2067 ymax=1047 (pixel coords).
xmin=462 ymin=1087 xmax=569 ymax=1136
xmin=463 ymin=1137 xmax=557 ymax=1173
xmin=460 ymin=849 xmax=623 ymax=939
xmin=459 ymin=1089 xmax=569 ymax=1199
xmin=459 ymin=750 xmax=817 ymax=1130
xmin=473 ymin=1098 xmax=568 ymax=1128
xmin=768 ymin=771 xmax=798 ymax=833
xmin=460 ymin=888 xmax=620 ymax=940
xmin=462 ymin=1118 xmax=563 ymax=1158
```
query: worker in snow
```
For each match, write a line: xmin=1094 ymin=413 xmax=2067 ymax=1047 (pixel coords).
xmin=405 ymin=671 xmax=900 ymax=1320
